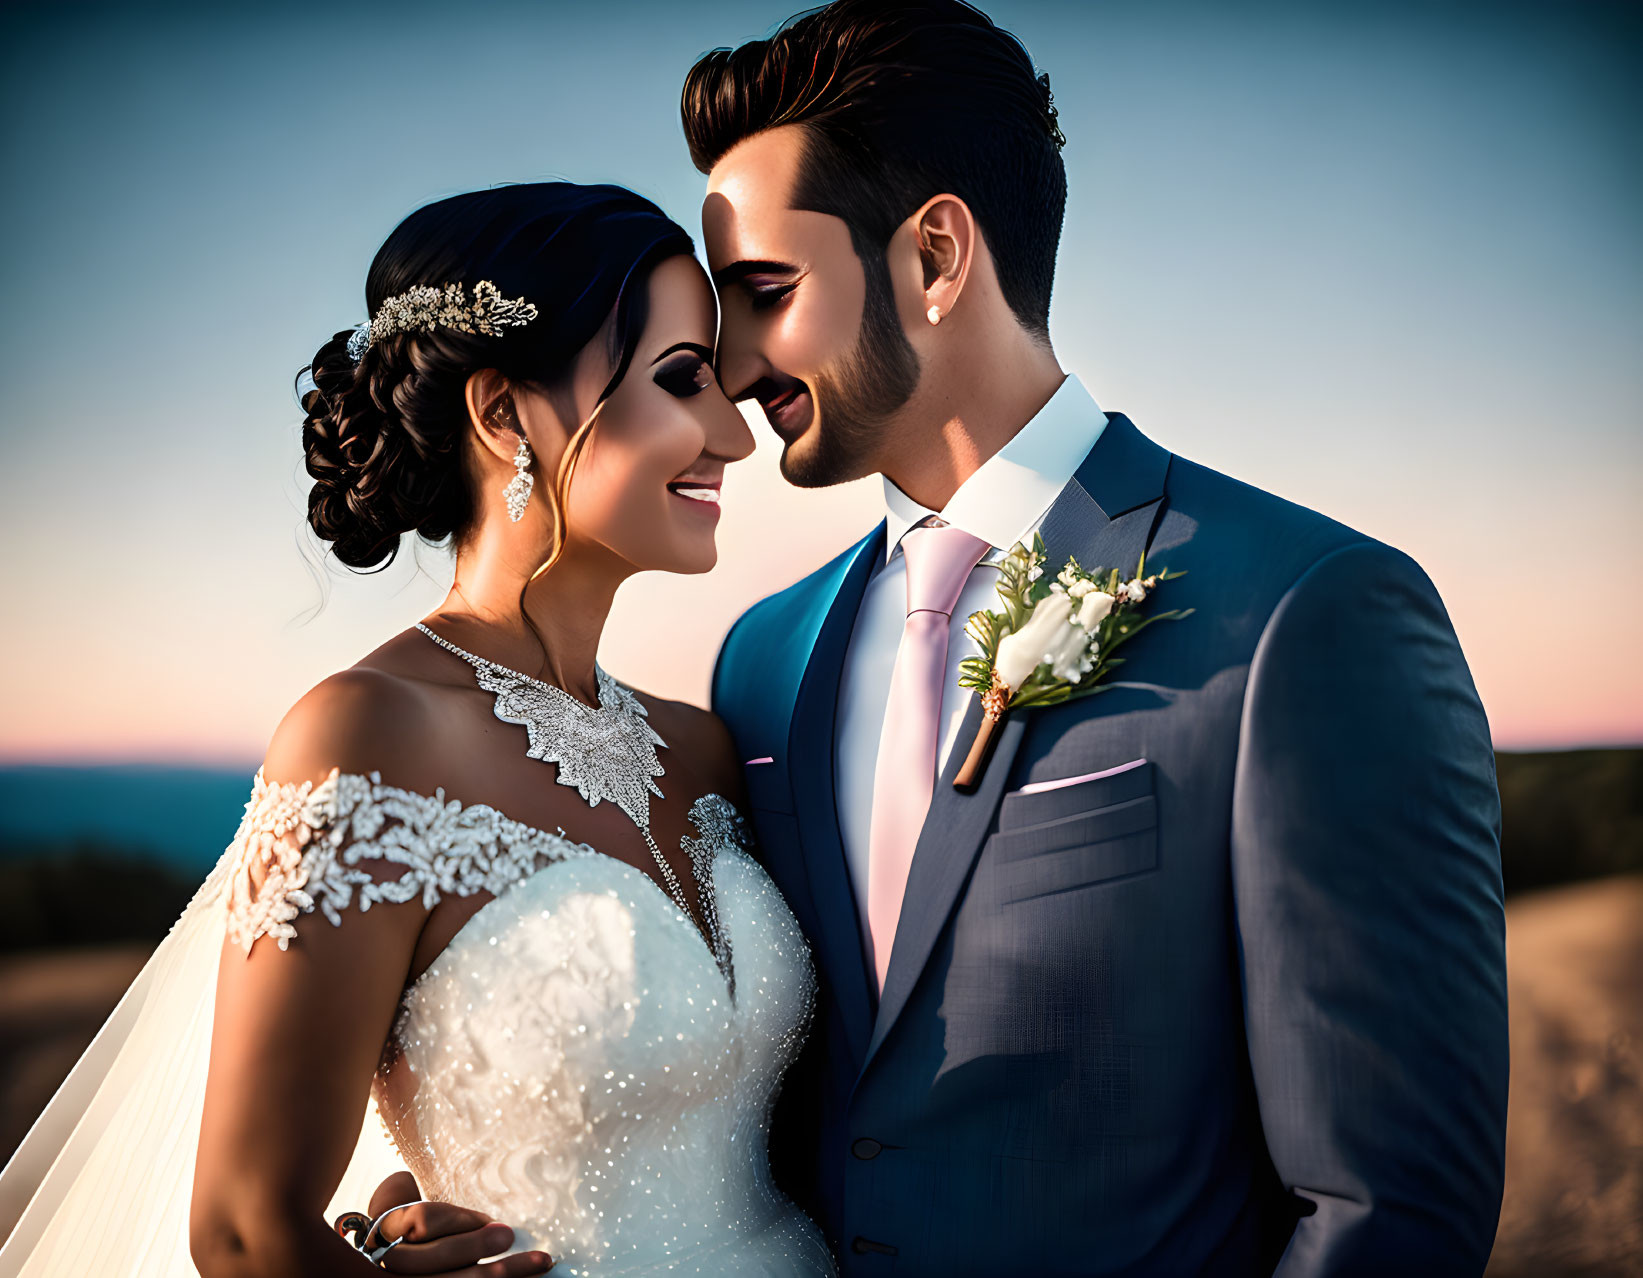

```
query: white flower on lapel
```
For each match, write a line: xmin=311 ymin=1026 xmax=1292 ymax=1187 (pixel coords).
xmin=1076 ymin=587 xmax=1117 ymax=627
xmin=953 ymin=532 xmax=1192 ymax=790
xmin=994 ymin=592 xmax=1074 ymax=690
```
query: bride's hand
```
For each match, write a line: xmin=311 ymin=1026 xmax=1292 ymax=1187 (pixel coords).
xmin=365 ymin=1171 xmax=555 ymax=1274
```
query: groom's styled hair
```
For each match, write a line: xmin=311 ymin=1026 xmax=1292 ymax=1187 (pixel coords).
xmin=681 ymin=0 xmax=1066 ymax=340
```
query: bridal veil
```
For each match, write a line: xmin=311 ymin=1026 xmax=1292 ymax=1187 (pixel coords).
xmin=0 ymin=847 xmax=404 ymax=1275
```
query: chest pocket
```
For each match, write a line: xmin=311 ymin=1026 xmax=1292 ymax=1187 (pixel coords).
xmin=986 ymin=761 xmax=1159 ymax=902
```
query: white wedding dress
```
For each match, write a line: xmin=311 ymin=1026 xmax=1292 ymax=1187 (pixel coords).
xmin=0 ymin=763 xmax=837 ymax=1276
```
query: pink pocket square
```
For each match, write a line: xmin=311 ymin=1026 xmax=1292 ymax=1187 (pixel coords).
xmin=745 ymin=757 xmax=775 ymax=766
xmin=1011 ymin=757 xmax=1147 ymax=796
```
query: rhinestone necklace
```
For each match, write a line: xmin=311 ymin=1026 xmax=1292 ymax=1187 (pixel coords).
xmin=415 ymin=622 xmax=706 ymax=938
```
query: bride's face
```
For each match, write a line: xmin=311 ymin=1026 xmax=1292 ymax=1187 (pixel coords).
xmin=518 ymin=254 xmax=752 ymax=577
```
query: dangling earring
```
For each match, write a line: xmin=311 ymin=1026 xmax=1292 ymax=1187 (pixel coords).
xmin=926 ymin=305 xmax=943 ymax=326
xmin=504 ymin=437 xmax=533 ymax=522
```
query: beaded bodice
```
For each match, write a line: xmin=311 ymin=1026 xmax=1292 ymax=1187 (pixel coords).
xmin=223 ymin=769 xmax=834 ymax=1276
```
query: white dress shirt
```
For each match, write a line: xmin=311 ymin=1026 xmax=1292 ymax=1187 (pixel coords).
xmin=833 ymin=374 xmax=1109 ymax=941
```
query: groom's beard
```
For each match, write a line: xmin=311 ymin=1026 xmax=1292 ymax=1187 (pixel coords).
xmin=784 ymin=250 xmax=920 ymax=489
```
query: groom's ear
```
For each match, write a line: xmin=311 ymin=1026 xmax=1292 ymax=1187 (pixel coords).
xmin=910 ymin=194 xmax=977 ymax=326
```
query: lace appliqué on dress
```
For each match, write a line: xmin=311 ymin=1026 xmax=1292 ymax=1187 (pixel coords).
xmin=681 ymin=794 xmax=751 ymax=1000
xmin=224 ymin=767 xmax=594 ymax=953
xmin=681 ymin=793 xmax=751 ymax=861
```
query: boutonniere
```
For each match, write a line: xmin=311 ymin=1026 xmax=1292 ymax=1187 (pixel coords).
xmin=953 ymin=532 xmax=1192 ymax=790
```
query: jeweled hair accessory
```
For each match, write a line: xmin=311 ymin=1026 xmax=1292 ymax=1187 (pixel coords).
xmin=346 ymin=279 xmax=539 ymax=362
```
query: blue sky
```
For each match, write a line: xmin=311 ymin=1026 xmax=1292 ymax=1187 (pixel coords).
xmin=1 ymin=0 xmax=1638 ymax=760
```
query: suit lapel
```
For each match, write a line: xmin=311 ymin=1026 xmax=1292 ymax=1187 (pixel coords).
xmin=787 ymin=523 xmax=885 ymax=1067
xmin=858 ymin=413 xmax=1173 ymax=1078
xmin=1038 ymin=412 xmax=1172 ymax=556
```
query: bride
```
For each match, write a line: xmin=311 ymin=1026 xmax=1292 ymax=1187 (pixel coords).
xmin=0 ymin=182 xmax=837 ymax=1276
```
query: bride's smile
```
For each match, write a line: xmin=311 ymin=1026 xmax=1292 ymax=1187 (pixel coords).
xmin=666 ymin=476 xmax=722 ymax=510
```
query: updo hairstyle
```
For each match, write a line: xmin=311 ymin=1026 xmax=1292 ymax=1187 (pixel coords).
xmin=300 ymin=183 xmax=694 ymax=571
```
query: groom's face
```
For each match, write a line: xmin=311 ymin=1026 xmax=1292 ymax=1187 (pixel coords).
xmin=703 ymin=125 xmax=920 ymax=488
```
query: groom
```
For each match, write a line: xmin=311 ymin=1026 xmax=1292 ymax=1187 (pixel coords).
xmin=394 ymin=1 xmax=1509 ymax=1272
xmin=688 ymin=2 xmax=1508 ymax=1272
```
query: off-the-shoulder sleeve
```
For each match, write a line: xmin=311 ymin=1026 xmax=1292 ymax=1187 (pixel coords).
xmin=224 ymin=768 xmax=592 ymax=953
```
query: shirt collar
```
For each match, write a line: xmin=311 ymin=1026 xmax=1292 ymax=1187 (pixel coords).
xmin=881 ymin=373 xmax=1108 ymax=562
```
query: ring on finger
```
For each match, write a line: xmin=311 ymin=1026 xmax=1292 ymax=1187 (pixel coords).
xmin=369 ymin=1233 xmax=407 ymax=1265
xmin=357 ymin=1199 xmax=427 ymax=1264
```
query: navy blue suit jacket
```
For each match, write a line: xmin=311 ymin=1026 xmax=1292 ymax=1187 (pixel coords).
xmin=712 ymin=414 xmax=1508 ymax=1275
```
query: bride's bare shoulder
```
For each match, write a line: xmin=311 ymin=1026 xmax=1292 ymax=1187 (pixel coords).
xmin=261 ymin=662 xmax=438 ymax=791
xmin=634 ymin=692 xmax=745 ymax=806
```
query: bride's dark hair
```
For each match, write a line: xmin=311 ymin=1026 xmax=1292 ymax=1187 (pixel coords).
xmin=301 ymin=183 xmax=694 ymax=571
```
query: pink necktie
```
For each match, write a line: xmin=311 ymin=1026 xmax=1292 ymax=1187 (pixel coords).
xmin=865 ymin=522 xmax=990 ymax=993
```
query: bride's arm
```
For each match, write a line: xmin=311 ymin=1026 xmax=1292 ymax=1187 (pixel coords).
xmin=187 ymin=672 xmax=554 ymax=1278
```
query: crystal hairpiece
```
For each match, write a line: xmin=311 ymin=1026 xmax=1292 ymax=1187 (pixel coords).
xmin=346 ymin=279 xmax=539 ymax=362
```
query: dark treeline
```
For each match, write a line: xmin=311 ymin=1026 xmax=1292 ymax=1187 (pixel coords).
xmin=1496 ymin=748 xmax=1643 ymax=895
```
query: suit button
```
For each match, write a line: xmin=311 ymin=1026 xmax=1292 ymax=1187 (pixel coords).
xmin=851 ymin=1236 xmax=898 ymax=1255
xmin=852 ymin=1137 xmax=883 ymax=1160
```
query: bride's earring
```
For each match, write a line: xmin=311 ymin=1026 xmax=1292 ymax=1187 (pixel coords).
xmin=504 ymin=437 xmax=534 ymax=522
xmin=926 ymin=305 xmax=943 ymax=326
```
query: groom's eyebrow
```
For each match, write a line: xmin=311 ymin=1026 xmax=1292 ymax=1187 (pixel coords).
xmin=711 ymin=259 xmax=799 ymax=288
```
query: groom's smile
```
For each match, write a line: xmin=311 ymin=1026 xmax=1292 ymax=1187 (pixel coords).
xmin=756 ymin=379 xmax=814 ymax=443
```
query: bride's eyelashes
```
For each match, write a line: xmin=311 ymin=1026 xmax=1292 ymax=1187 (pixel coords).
xmin=749 ymin=282 xmax=797 ymax=312
xmin=651 ymin=349 xmax=718 ymax=399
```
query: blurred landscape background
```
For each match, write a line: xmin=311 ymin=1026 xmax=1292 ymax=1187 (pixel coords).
xmin=1 ymin=0 xmax=1638 ymax=1272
